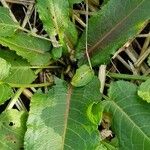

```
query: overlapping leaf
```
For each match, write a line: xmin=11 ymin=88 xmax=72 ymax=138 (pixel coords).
xmin=71 ymin=65 xmax=94 ymax=87
xmin=68 ymin=0 xmax=83 ymax=7
xmin=0 ymin=83 xmax=13 ymax=105
xmin=0 ymin=7 xmax=19 ymax=37
xmin=104 ymin=81 xmax=150 ymax=149
xmin=76 ymin=0 xmax=150 ymax=66
xmin=24 ymin=77 xmax=102 ymax=150
xmin=138 ymin=78 xmax=150 ymax=103
xmin=36 ymin=0 xmax=78 ymax=49
xmin=0 ymin=33 xmax=51 ymax=65
xmin=0 ymin=57 xmax=11 ymax=80
xmin=0 ymin=109 xmax=27 ymax=150
xmin=0 ymin=50 xmax=36 ymax=84
xmin=0 ymin=57 xmax=12 ymax=104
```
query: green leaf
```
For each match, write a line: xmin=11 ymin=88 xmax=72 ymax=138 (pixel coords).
xmin=101 ymin=139 xmax=119 ymax=150
xmin=68 ymin=0 xmax=83 ymax=7
xmin=138 ymin=78 xmax=150 ymax=103
xmin=71 ymin=65 xmax=95 ymax=87
xmin=76 ymin=0 xmax=150 ymax=66
xmin=0 ymin=57 xmax=11 ymax=80
xmin=0 ymin=32 xmax=51 ymax=65
xmin=0 ymin=109 xmax=27 ymax=150
xmin=51 ymin=47 xmax=62 ymax=60
xmin=24 ymin=77 xmax=102 ymax=150
xmin=0 ymin=7 xmax=19 ymax=37
xmin=0 ymin=83 xmax=13 ymax=105
xmin=36 ymin=0 xmax=78 ymax=48
xmin=0 ymin=50 xmax=36 ymax=84
xmin=104 ymin=81 xmax=150 ymax=149
xmin=36 ymin=0 xmax=69 ymax=41
xmin=63 ymin=20 xmax=78 ymax=50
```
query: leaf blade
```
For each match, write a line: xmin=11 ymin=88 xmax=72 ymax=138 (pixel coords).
xmin=0 ymin=50 xmax=36 ymax=84
xmin=36 ymin=0 xmax=78 ymax=49
xmin=0 ymin=83 xmax=13 ymax=105
xmin=138 ymin=78 xmax=150 ymax=103
xmin=24 ymin=77 xmax=102 ymax=149
xmin=71 ymin=65 xmax=95 ymax=87
xmin=0 ymin=7 xmax=19 ymax=37
xmin=0 ymin=110 xmax=27 ymax=150
xmin=0 ymin=33 xmax=51 ymax=65
xmin=0 ymin=57 xmax=11 ymax=80
xmin=76 ymin=0 xmax=150 ymax=66
xmin=104 ymin=81 xmax=150 ymax=149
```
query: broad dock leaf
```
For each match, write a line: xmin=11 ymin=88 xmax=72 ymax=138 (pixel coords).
xmin=0 ymin=7 xmax=19 ymax=37
xmin=76 ymin=0 xmax=150 ymax=66
xmin=0 ymin=110 xmax=27 ymax=150
xmin=0 ymin=33 xmax=51 ymax=65
xmin=104 ymin=81 xmax=150 ymax=149
xmin=24 ymin=77 xmax=102 ymax=150
xmin=0 ymin=50 xmax=36 ymax=84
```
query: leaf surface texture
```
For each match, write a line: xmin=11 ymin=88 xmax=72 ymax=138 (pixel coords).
xmin=24 ymin=77 xmax=102 ymax=150
xmin=76 ymin=0 xmax=150 ymax=66
xmin=104 ymin=81 xmax=150 ymax=149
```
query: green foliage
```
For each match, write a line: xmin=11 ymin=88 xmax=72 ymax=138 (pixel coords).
xmin=76 ymin=0 xmax=150 ymax=66
xmin=0 ymin=83 xmax=13 ymax=105
xmin=24 ymin=78 xmax=102 ymax=149
xmin=138 ymin=79 xmax=150 ymax=103
xmin=0 ymin=0 xmax=149 ymax=149
xmin=0 ymin=57 xmax=11 ymax=80
xmin=0 ymin=33 xmax=51 ymax=65
xmin=36 ymin=0 xmax=69 ymax=39
xmin=36 ymin=0 xmax=78 ymax=50
xmin=0 ymin=7 xmax=19 ymax=37
xmin=0 ymin=50 xmax=36 ymax=84
xmin=71 ymin=65 xmax=95 ymax=87
xmin=0 ymin=110 xmax=27 ymax=149
xmin=104 ymin=81 xmax=150 ymax=149
xmin=51 ymin=47 xmax=62 ymax=60
xmin=68 ymin=0 xmax=83 ymax=7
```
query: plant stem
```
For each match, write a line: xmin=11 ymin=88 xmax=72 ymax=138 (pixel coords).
xmin=107 ymin=72 xmax=149 ymax=81
xmin=6 ymin=88 xmax=24 ymax=110
xmin=11 ymin=65 xmax=60 ymax=69
xmin=29 ymin=66 xmax=60 ymax=69
xmin=8 ymin=82 xmax=53 ymax=88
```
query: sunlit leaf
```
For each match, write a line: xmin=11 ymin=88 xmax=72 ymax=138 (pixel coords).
xmin=68 ymin=0 xmax=83 ymax=7
xmin=0 ymin=57 xmax=11 ymax=80
xmin=0 ymin=109 xmax=27 ymax=150
xmin=24 ymin=77 xmax=102 ymax=149
xmin=0 ymin=50 xmax=36 ymax=84
xmin=0 ymin=83 xmax=13 ymax=105
xmin=138 ymin=78 xmax=150 ymax=103
xmin=51 ymin=47 xmax=62 ymax=60
xmin=71 ymin=65 xmax=95 ymax=87
xmin=36 ymin=0 xmax=78 ymax=49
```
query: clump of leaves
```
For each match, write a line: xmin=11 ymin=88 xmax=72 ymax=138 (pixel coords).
xmin=0 ymin=0 xmax=150 ymax=149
